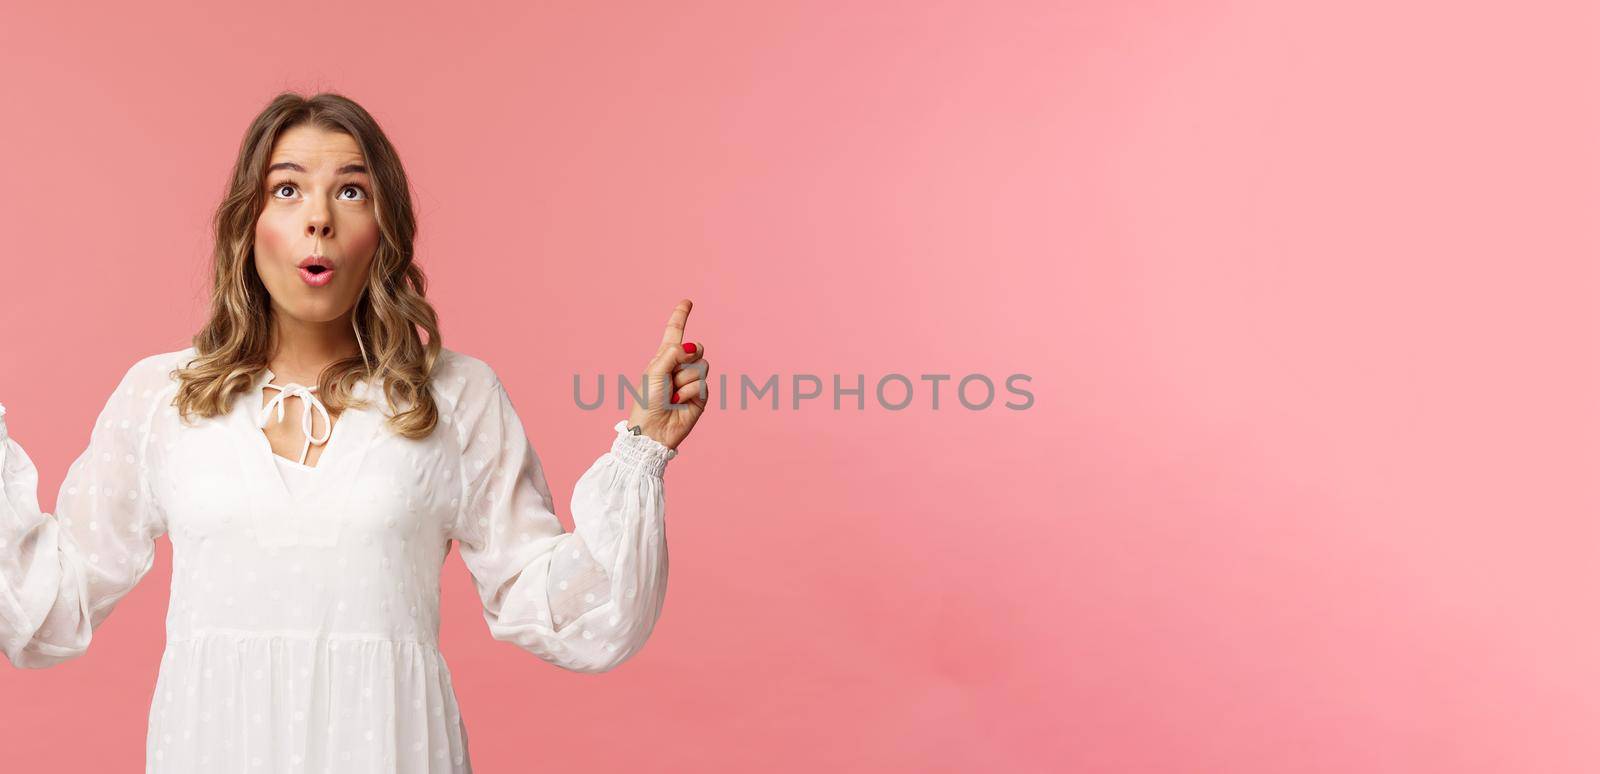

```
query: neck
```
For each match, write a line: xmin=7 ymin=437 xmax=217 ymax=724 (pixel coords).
xmin=269 ymin=308 xmax=363 ymax=383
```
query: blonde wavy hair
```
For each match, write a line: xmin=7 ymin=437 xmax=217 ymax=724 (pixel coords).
xmin=173 ymin=91 xmax=442 ymax=440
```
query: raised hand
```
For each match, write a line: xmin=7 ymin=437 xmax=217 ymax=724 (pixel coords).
xmin=627 ymin=298 xmax=709 ymax=451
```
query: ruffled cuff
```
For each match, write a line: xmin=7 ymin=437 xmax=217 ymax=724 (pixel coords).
xmin=609 ymin=419 xmax=678 ymax=477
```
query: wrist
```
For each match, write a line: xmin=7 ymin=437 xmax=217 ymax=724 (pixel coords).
xmin=613 ymin=420 xmax=678 ymax=476
xmin=625 ymin=416 xmax=680 ymax=451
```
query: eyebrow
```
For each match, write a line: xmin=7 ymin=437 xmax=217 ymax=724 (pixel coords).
xmin=267 ymin=161 xmax=369 ymax=175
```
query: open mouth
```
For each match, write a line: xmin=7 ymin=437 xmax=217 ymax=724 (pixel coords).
xmin=298 ymin=263 xmax=336 ymax=287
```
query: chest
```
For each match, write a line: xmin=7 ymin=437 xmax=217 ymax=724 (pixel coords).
xmin=258 ymin=390 xmax=335 ymax=468
xmin=147 ymin=387 xmax=463 ymax=551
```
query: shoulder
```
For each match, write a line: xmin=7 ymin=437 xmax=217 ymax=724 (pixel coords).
xmin=431 ymin=346 xmax=501 ymax=391
xmin=113 ymin=345 xmax=196 ymax=398
xmin=429 ymin=347 xmax=506 ymax=424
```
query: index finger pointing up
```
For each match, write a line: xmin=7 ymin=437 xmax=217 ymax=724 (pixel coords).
xmin=660 ymin=298 xmax=693 ymax=348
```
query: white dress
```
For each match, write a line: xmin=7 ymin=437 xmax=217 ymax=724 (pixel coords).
xmin=273 ymin=454 xmax=318 ymax=501
xmin=0 ymin=346 xmax=678 ymax=772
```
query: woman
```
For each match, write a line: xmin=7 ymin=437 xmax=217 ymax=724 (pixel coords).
xmin=0 ymin=91 xmax=709 ymax=771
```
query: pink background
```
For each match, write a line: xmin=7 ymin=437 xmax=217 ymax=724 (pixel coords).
xmin=2 ymin=1 xmax=1597 ymax=771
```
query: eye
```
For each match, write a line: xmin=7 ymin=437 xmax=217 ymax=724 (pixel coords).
xmin=339 ymin=184 xmax=368 ymax=201
xmin=272 ymin=182 xmax=297 ymax=199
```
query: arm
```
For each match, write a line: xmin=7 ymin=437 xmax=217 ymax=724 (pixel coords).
xmin=0 ymin=356 xmax=168 ymax=668
xmin=449 ymin=374 xmax=675 ymax=674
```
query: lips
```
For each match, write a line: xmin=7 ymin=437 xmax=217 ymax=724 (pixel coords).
xmin=297 ymin=255 xmax=336 ymax=287
xmin=297 ymin=255 xmax=335 ymax=287
xmin=299 ymin=267 xmax=335 ymax=287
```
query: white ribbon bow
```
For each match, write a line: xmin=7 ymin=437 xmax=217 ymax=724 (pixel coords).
xmin=257 ymin=383 xmax=332 ymax=466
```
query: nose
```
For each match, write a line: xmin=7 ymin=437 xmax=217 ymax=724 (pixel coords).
xmin=305 ymin=200 xmax=333 ymax=239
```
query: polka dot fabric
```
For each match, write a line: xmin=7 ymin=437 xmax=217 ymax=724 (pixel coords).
xmin=0 ymin=346 xmax=677 ymax=772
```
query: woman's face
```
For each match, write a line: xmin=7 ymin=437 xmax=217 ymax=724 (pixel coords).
xmin=253 ymin=124 xmax=379 ymax=325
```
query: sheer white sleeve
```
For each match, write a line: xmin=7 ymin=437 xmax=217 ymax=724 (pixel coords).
xmin=0 ymin=355 xmax=168 ymax=669
xmin=447 ymin=369 xmax=675 ymax=674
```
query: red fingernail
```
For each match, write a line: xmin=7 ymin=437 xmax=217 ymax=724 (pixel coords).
xmin=671 ymin=390 xmax=680 ymax=403
xmin=683 ymin=342 xmax=696 ymax=354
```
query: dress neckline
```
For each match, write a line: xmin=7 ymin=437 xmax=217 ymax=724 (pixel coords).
xmin=217 ymin=365 xmax=383 ymax=548
xmin=272 ymin=452 xmax=319 ymax=473
xmin=259 ymin=380 xmax=332 ymax=467
xmin=256 ymin=366 xmax=377 ymax=468
xmin=246 ymin=368 xmax=367 ymax=510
